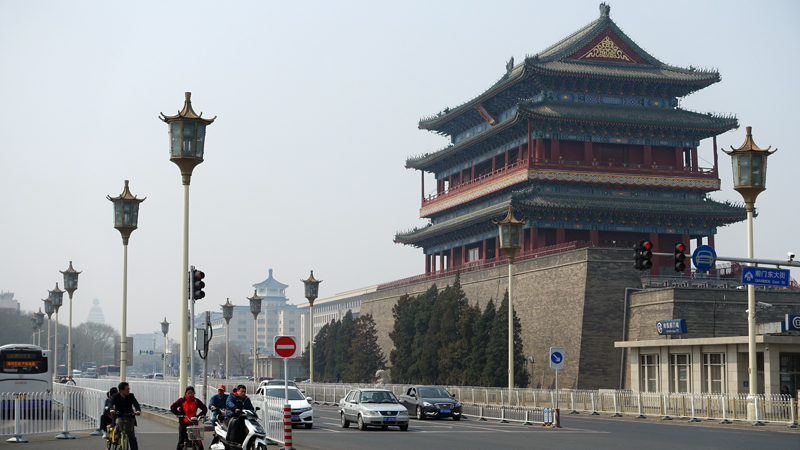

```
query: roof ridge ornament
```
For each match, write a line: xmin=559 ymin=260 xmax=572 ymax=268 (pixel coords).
xmin=600 ymin=2 xmax=610 ymax=17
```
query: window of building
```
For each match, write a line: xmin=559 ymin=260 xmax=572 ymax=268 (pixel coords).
xmin=640 ymin=354 xmax=659 ymax=392
xmin=257 ymin=327 xmax=264 ymax=332
xmin=670 ymin=354 xmax=691 ymax=393
xmin=237 ymin=328 xmax=247 ymax=332
xmin=258 ymin=319 xmax=265 ymax=324
xmin=237 ymin=335 xmax=246 ymax=340
xmin=468 ymin=248 xmax=480 ymax=262
xmin=238 ymin=320 xmax=247 ymax=325
xmin=779 ymin=353 xmax=800 ymax=396
xmin=289 ymin=320 xmax=295 ymax=324
xmin=703 ymin=353 xmax=726 ymax=393
xmin=289 ymin=328 xmax=295 ymax=332
xmin=267 ymin=328 xmax=276 ymax=332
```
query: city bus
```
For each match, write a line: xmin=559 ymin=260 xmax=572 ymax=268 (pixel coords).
xmin=97 ymin=365 xmax=120 ymax=377
xmin=0 ymin=344 xmax=53 ymax=413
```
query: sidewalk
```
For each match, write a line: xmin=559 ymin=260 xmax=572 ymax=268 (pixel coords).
xmin=563 ymin=410 xmax=800 ymax=433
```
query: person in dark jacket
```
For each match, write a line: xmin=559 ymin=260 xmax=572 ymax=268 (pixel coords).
xmin=208 ymin=384 xmax=227 ymax=429
xmin=109 ymin=382 xmax=141 ymax=450
xmin=224 ymin=385 xmax=254 ymax=444
xmin=101 ymin=387 xmax=118 ymax=439
xmin=170 ymin=386 xmax=208 ymax=450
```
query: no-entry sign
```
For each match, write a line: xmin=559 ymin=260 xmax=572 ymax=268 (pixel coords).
xmin=274 ymin=335 xmax=297 ymax=358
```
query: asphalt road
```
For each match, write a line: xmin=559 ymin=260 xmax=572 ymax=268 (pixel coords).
xmin=3 ymin=406 xmax=798 ymax=450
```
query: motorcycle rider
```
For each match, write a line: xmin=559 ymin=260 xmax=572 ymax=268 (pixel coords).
xmin=224 ymin=385 xmax=254 ymax=444
xmin=208 ymin=384 xmax=227 ymax=430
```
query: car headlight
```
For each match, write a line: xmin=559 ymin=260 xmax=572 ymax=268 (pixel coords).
xmin=454 ymin=402 xmax=461 ymax=407
xmin=363 ymin=410 xmax=379 ymax=416
xmin=295 ymin=407 xmax=312 ymax=413
xmin=423 ymin=402 xmax=433 ymax=407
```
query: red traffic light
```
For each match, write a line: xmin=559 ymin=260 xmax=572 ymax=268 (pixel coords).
xmin=194 ymin=271 xmax=205 ymax=280
xmin=675 ymin=243 xmax=686 ymax=253
xmin=643 ymin=241 xmax=653 ymax=251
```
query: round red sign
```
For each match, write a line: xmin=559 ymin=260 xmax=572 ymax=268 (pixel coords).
xmin=274 ymin=336 xmax=296 ymax=358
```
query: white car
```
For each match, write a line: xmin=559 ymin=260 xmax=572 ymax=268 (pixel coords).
xmin=339 ymin=389 xmax=409 ymax=431
xmin=262 ymin=386 xmax=313 ymax=429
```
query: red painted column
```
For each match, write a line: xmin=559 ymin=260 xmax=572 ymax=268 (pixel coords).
xmin=691 ymin=147 xmax=699 ymax=172
xmin=448 ymin=175 xmax=453 ymax=192
xmin=556 ymin=228 xmax=565 ymax=245
xmin=518 ymin=145 xmax=523 ymax=164
xmin=504 ymin=151 xmax=509 ymax=168
xmin=531 ymin=228 xmax=539 ymax=251
xmin=459 ymin=170 xmax=463 ymax=187
xmin=590 ymin=229 xmax=599 ymax=247
xmin=495 ymin=236 xmax=500 ymax=260
xmin=708 ymin=234 xmax=715 ymax=248
xmin=584 ymin=141 xmax=593 ymax=165
xmin=527 ymin=120 xmax=532 ymax=164
xmin=536 ymin=137 xmax=544 ymax=162
xmin=520 ymin=227 xmax=526 ymax=253
xmin=713 ymin=135 xmax=719 ymax=176
xmin=482 ymin=239 xmax=488 ymax=261
xmin=471 ymin=166 xmax=476 ymax=180
xmin=449 ymin=248 xmax=454 ymax=269
xmin=675 ymin=147 xmax=684 ymax=170
xmin=552 ymin=139 xmax=561 ymax=162
xmin=425 ymin=254 xmax=431 ymax=274
xmin=421 ymin=171 xmax=425 ymax=205
xmin=644 ymin=144 xmax=652 ymax=167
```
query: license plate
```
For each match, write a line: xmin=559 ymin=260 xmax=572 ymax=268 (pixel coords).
xmin=383 ymin=417 xmax=396 ymax=422
xmin=291 ymin=415 xmax=299 ymax=421
xmin=440 ymin=409 xmax=451 ymax=414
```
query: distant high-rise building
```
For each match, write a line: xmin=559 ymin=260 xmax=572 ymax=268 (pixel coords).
xmin=87 ymin=298 xmax=105 ymax=324
xmin=0 ymin=291 xmax=20 ymax=311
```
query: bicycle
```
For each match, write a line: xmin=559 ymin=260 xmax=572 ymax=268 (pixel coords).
xmin=178 ymin=415 xmax=206 ymax=450
xmin=113 ymin=412 xmax=137 ymax=450
xmin=105 ymin=423 xmax=117 ymax=450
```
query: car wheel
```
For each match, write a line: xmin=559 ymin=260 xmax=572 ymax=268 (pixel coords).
xmin=305 ymin=423 xmax=313 ymax=429
xmin=399 ymin=424 xmax=408 ymax=431
xmin=340 ymin=413 xmax=350 ymax=428
xmin=416 ymin=406 xmax=425 ymax=420
xmin=358 ymin=415 xmax=367 ymax=431
xmin=452 ymin=415 xmax=461 ymax=421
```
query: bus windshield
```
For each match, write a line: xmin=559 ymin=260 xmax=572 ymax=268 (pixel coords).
xmin=1 ymin=350 xmax=48 ymax=374
xmin=98 ymin=365 xmax=121 ymax=377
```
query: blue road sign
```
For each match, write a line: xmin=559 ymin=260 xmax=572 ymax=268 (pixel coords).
xmin=656 ymin=319 xmax=688 ymax=335
xmin=549 ymin=347 xmax=564 ymax=370
xmin=741 ymin=267 xmax=790 ymax=287
xmin=692 ymin=245 xmax=716 ymax=272
xmin=787 ymin=315 xmax=800 ymax=331
xmin=149 ymin=350 xmax=154 ymax=356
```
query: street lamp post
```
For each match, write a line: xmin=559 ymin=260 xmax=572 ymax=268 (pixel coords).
xmin=42 ymin=296 xmax=54 ymax=351
xmin=49 ymin=283 xmax=64 ymax=377
xmin=161 ymin=318 xmax=170 ymax=378
xmin=107 ymin=180 xmax=145 ymax=383
xmin=723 ymin=126 xmax=776 ymax=423
xmin=60 ymin=261 xmax=81 ymax=375
xmin=221 ymin=299 xmax=234 ymax=380
xmin=160 ymin=92 xmax=216 ymax=395
xmin=35 ymin=309 xmax=45 ymax=347
xmin=301 ymin=271 xmax=322 ymax=383
xmin=248 ymin=291 xmax=263 ymax=381
xmin=494 ymin=205 xmax=525 ymax=399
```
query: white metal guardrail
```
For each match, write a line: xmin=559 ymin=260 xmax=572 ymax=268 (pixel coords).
xmin=1 ymin=385 xmax=106 ymax=441
xmin=298 ymin=383 xmax=798 ymax=426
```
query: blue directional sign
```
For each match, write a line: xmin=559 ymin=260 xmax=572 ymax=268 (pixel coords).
xmin=149 ymin=350 xmax=154 ymax=356
xmin=692 ymin=245 xmax=717 ymax=272
xmin=656 ymin=319 xmax=688 ymax=335
xmin=787 ymin=315 xmax=800 ymax=331
xmin=741 ymin=267 xmax=790 ymax=287
xmin=549 ymin=347 xmax=564 ymax=370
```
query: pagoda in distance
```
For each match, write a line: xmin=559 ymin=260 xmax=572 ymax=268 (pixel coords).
xmin=394 ymin=2 xmax=746 ymax=278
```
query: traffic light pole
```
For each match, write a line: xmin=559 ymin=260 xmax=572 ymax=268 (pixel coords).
xmin=651 ymin=253 xmax=800 ymax=268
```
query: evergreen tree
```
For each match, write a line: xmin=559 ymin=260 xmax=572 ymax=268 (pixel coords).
xmin=332 ymin=311 xmax=355 ymax=382
xmin=435 ymin=274 xmax=477 ymax=385
xmin=482 ymin=290 xmax=529 ymax=387
xmin=467 ymin=298 xmax=495 ymax=386
xmin=409 ymin=285 xmax=437 ymax=382
xmin=417 ymin=284 xmax=441 ymax=384
xmin=343 ymin=314 xmax=386 ymax=382
xmin=388 ymin=294 xmax=415 ymax=383
xmin=311 ymin=322 xmax=330 ymax=379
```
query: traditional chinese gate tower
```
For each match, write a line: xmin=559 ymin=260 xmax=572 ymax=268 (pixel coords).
xmin=396 ymin=3 xmax=746 ymax=275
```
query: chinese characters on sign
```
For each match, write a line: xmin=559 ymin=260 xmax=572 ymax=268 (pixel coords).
xmin=741 ymin=267 xmax=790 ymax=287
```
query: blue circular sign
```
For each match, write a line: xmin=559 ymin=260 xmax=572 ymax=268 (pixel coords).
xmin=149 ymin=350 xmax=154 ymax=356
xmin=692 ymin=245 xmax=717 ymax=272
xmin=550 ymin=352 xmax=563 ymax=365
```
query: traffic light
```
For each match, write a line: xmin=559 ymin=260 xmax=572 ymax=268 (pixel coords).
xmin=191 ymin=269 xmax=205 ymax=300
xmin=161 ymin=353 xmax=164 ymax=360
xmin=674 ymin=243 xmax=687 ymax=272
xmin=633 ymin=240 xmax=653 ymax=270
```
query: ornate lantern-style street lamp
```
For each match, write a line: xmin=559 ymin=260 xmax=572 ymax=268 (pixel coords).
xmin=160 ymin=92 xmax=216 ymax=395
xmin=301 ymin=271 xmax=322 ymax=383
xmin=107 ymin=180 xmax=145 ymax=383
xmin=49 ymin=283 xmax=65 ymax=375
xmin=494 ymin=205 xmax=526 ymax=398
xmin=34 ymin=309 xmax=45 ymax=346
xmin=60 ymin=261 xmax=81 ymax=375
xmin=221 ymin=299 xmax=234 ymax=379
xmin=247 ymin=291 xmax=263 ymax=381
xmin=42 ymin=296 xmax=54 ymax=351
xmin=161 ymin=318 xmax=170 ymax=377
xmin=723 ymin=126 xmax=776 ymax=424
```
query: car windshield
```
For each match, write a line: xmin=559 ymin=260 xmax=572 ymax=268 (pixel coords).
xmin=418 ymin=387 xmax=452 ymax=398
xmin=266 ymin=380 xmax=297 ymax=387
xmin=360 ymin=391 xmax=398 ymax=404
xmin=265 ymin=388 xmax=306 ymax=401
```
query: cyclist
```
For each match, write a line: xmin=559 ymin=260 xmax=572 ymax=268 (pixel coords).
xmin=101 ymin=387 xmax=118 ymax=439
xmin=208 ymin=384 xmax=227 ymax=429
xmin=109 ymin=382 xmax=142 ymax=450
xmin=170 ymin=386 xmax=208 ymax=450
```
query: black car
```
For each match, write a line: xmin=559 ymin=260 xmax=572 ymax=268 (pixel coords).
xmin=398 ymin=386 xmax=462 ymax=420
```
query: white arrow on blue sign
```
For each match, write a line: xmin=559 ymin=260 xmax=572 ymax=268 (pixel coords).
xmin=549 ymin=347 xmax=564 ymax=370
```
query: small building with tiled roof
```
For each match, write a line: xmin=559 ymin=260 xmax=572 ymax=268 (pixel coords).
xmin=397 ymin=2 xmax=746 ymax=276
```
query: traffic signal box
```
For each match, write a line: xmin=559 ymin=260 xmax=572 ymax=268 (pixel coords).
xmin=191 ymin=269 xmax=205 ymax=300
xmin=633 ymin=240 xmax=653 ymax=271
xmin=673 ymin=243 xmax=687 ymax=272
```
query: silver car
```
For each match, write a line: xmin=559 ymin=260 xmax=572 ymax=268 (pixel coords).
xmin=339 ymin=389 xmax=409 ymax=431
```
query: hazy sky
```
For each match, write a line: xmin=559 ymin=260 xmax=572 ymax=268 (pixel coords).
xmin=1 ymin=0 xmax=798 ymax=337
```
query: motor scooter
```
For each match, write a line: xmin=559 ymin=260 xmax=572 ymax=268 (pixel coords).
xmin=210 ymin=408 xmax=268 ymax=450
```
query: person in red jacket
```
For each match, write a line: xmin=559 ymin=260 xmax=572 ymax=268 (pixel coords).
xmin=170 ymin=386 xmax=208 ymax=450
